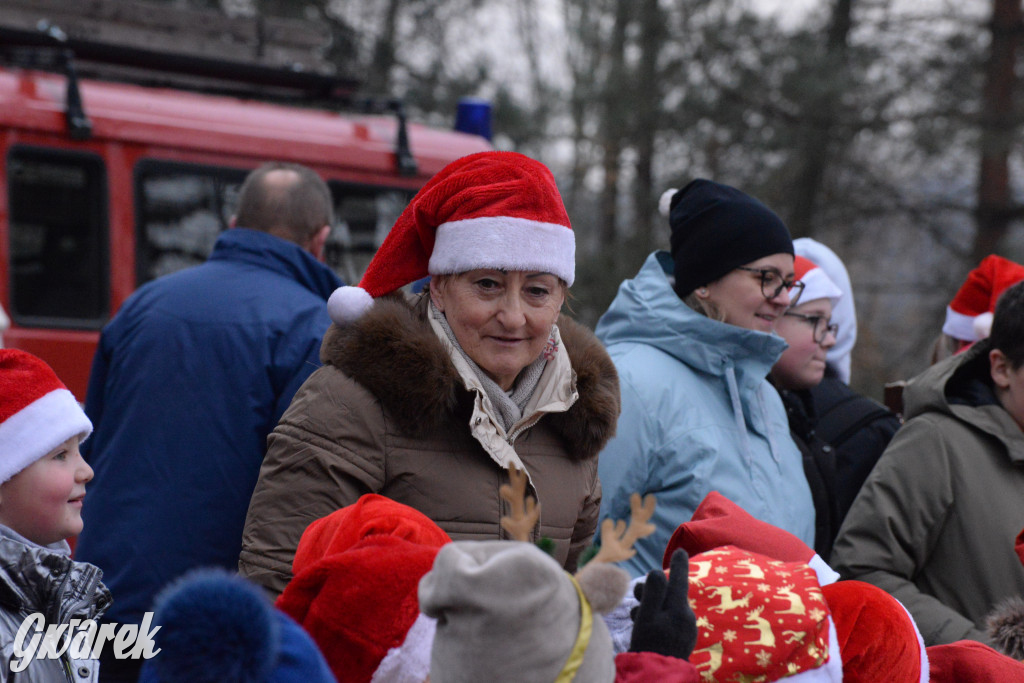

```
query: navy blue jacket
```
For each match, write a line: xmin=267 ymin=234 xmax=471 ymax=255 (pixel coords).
xmin=77 ymin=228 xmax=342 ymax=626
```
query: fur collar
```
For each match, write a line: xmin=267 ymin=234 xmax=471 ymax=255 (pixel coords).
xmin=320 ymin=293 xmax=619 ymax=461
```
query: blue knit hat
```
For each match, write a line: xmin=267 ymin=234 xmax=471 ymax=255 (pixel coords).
xmin=138 ymin=569 xmax=335 ymax=683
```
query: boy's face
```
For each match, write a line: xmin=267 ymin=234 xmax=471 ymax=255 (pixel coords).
xmin=0 ymin=435 xmax=93 ymax=546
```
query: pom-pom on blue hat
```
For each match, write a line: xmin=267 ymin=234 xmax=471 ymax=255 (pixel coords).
xmin=138 ymin=568 xmax=335 ymax=683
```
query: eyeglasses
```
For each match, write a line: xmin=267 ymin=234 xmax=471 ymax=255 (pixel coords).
xmin=783 ymin=311 xmax=839 ymax=344
xmin=734 ymin=266 xmax=805 ymax=304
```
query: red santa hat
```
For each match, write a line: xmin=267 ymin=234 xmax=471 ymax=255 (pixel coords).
xmin=328 ymin=151 xmax=574 ymax=324
xmin=793 ymin=255 xmax=843 ymax=305
xmin=663 ymin=490 xmax=840 ymax=586
xmin=275 ymin=496 xmax=451 ymax=683
xmin=942 ymin=254 xmax=1024 ymax=342
xmin=0 ymin=349 xmax=92 ymax=485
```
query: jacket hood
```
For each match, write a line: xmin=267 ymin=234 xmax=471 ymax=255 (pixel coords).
xmin=596 ymin=251 xmax=787 ymax=393
xmin=210 ymin=228 xmax=343 ymax=301
xmin=318 ymin=294 xmax=619 ymax=461
xmin=904 ymin=339 xmax=1024 ymax=461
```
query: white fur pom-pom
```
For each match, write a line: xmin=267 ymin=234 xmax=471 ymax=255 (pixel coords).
xmin=659 ymin=188 xmax=679 ymax=217
xmin=327 ymin=286 xmax=374 ymax=325
xmin=974 ymin=311 xmax=994 ymax=340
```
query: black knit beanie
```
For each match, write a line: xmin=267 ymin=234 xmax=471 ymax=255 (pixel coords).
xmin=668 ymin=179 xmax=794 ymax=298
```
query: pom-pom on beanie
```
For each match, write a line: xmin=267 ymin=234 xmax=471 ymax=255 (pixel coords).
xmin=666 ymin=179 xmax=793 ymax=298
xmin=328 ymin=150 xmax=574 ymax=324
xmin=138 ymin=568 xmax=335 ymax=683
xmin=0 ymin=349 xmax=92 ymax=485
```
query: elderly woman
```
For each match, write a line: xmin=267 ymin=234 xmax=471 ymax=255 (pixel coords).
xmin=595 ymin=179 xmax=816 ymax=577
xmin=238 ymin=151 xmax=620 ymax=596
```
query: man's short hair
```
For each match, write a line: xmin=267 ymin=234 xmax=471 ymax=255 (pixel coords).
xmin=991 ymin=279 xmax=1024 ymax=368
xmin=234 ymin=162 xmax=334 ymax=246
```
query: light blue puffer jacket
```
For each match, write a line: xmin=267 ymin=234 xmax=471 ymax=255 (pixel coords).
xmin=595 ymin=251 xmax=815 ymax=576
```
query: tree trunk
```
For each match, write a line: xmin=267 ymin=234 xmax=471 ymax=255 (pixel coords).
xmin=973 ymin=0 xmax=1022 ymax=264
xmin=787 ymin=0 xmax=853 ymax=239
xmin=599 ymin=0 xmax=630 ymax=247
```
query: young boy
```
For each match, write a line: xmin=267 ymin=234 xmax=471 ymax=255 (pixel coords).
xmin=0 ymin=349 xmax=111 ymax=682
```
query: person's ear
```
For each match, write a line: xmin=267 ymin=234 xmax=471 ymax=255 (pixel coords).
xmin=308 ymin=225 xmax=331 ymax=262
xmin=991 ymin=348 xmax=1012 ymax=390
xmin=429 ymin=276 xmax=445 ymax=312
xmin=229 ymin=215 xmax=237 ymax=229
xmin=695 ymin=287 xmax=710 ymax=299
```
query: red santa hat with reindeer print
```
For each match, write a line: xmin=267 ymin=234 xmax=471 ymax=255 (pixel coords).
xmin=327 ymin=151 xmax=575 ymax=324
xmin=664 ymin=491 xmax=929 ymax=683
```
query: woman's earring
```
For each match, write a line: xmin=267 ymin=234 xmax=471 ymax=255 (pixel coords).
xmin=698 ymin=287 xmax=708 ymax=297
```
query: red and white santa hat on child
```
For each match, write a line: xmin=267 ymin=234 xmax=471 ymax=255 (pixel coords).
xmin=327 ymin=151 xmax=574 ymax=324
xmin=793 ymin=255 xmax=843 ymax=305
xmin=942 ymin=254 xmax=1024 ymax=342
xmin=0 ymin=350 xmax=92 ymax=485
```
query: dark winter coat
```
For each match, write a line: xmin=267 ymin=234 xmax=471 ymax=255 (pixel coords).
xmin=777 ymin=388 xmax=840 ymax=562
xmin=238 ymin=294 xmax=620 ymax=597
xmin=831 ymin=340 xmax=1024 ymax=646
xmin=77 ymin=228 xmax=342 ymax=626
xmin=808 ymin=369 xmax=901 ymax=522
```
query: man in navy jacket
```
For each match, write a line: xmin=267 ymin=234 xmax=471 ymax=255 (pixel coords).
xmin=76 ymin=162 xmax=343 ymax=682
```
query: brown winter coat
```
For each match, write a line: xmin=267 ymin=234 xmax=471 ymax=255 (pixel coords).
xmin=238 ymin=294 xmax=620 ymax=597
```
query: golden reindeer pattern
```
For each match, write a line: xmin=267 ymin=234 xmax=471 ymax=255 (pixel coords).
xmin=743 ymin=606 xmax=776 ymax=648
xmin=706 ymin=585 xmax=753 ymax=614
xmin=774 ymin=584 xmax=807 ymax=616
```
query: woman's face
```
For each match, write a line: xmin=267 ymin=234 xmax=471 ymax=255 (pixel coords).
xmin=430 ymin=269 xmax=564 ymax=390
xmin=699 ymin=253 xmax=795 ymax=332
xmin=771 ymin=297 xmax=836 ymax=390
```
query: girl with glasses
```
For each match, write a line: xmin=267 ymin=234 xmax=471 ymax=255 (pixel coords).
xmin=594 ymin=178 xmax=816 ymax=577
xmin=770 ymin=255 xmax=843 ymax=561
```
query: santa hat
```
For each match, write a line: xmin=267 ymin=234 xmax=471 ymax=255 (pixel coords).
xmin=942 ymin=254 xmax=1024 ymax=342
xmin=663 ymin=490 xmax=840 ymax=586
xmin=139 ymin=568 xmax=336 ymax=683
xmin=793 ymin=255 xmax=843 ymax=305
xmin=822 ymin=580 xmax=928 ymax=682
xmin=927 ymin=640 xmax=1024 ymax=682
xmin=328 ymin=151 xmax=574 ymax=324
xmin=0 ymin=349 xmax=92 ymax=485
xmin=276 ymin=496 xmax=451 ymax=683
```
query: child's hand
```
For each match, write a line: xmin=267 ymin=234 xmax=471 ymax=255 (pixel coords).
xmin=628 ymin=548 xmax=698 ymax=660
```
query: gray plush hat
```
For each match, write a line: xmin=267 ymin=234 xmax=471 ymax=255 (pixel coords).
xmin=418 ymin=540 xmax=616 ymax=683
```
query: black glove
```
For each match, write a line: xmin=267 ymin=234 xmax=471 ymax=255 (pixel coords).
xmin=628 ymin=548 xmax=698 ymax=660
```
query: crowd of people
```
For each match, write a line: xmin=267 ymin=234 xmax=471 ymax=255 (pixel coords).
xmin=2 ymin=150 xmax=1024 ymax=682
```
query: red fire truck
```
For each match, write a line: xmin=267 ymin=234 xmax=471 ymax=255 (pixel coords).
xmin=0 ymin=36 xmax=491 ymax=399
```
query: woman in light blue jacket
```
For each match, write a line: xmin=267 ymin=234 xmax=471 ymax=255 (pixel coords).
xmin=595 ymin=179 xmax=816 ymax=577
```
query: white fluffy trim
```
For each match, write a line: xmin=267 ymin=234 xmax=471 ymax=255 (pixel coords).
xmin=429 ymin=217 xmax=575 ymax=286
xmin=328 ymin=286 xmax=375 ymax=325
xmin=371 ymin=613 xmax=436 ymax=683
xmin=942 ymin=306 xmax=981 ymax=342
xmin=0 ymin=388 xmax=92 ymax=484
xmin=808 ymin=554 xmax=840 ymax=587
xmin=973 ymin=311 xmax=994 ymax=340
xmin=795 ymin=269 xmax=843 ymax=305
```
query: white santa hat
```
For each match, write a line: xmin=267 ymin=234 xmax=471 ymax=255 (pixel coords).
xmin=328 ymin=151 xmax=575 ymax=324
xmin=0 ymin=350 xmax=92 ymax=484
